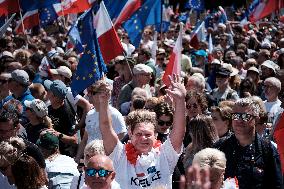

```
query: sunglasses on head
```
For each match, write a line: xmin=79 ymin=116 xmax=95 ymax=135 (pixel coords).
xmin=186 ymin=103 xmax=198 ymax=109
xmin=231 ymin=113 xmax=255 ymax=122
xmin=158 ymin=120 xmax=172 ymax=126
xmin=86 ymin=168 xmax=113 ymax=177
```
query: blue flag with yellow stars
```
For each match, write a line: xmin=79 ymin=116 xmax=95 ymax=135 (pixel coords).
xmin=70 ymin=10 xmax=107 ymax=97
xmin=123 ymin=0 xmax=162 ymax=48
xmin=185 ymin=0 xmax=205 ymax=11
xmin=39 ymin=5 xmax=58 ymax=27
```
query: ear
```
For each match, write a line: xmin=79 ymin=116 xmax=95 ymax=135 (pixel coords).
xmin=111 ymin=172 xmax=116 ymax=180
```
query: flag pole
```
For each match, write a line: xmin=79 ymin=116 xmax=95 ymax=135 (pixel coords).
xmin=17 ymin=0 xmax=26 ymax=35
xmin=60 ymin=1 xmax=67 ymax=28
xmin=160 ymin=0 xmax=163 ymax=39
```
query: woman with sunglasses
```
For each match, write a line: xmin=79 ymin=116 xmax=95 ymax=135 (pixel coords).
xmin=154 ymin=102 xmax=174 ymax=143
xmin=184 ymin=90 xmax=208 ymax=147
xmin=211 ymin=106 xmax=233 ymax=139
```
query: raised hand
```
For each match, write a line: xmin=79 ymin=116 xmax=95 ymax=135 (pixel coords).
xmin=165 ymin=74 xmax=186 ymax=102
xmin=179 ymin=164 xmax=211 ymax=189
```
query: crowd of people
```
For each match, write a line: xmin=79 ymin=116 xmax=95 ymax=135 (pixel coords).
xmin=0 ymin=4 xmax=284 ymax=189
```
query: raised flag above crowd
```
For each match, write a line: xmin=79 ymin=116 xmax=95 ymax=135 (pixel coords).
xmin=70 ymin=9 xmax=107 ymax=96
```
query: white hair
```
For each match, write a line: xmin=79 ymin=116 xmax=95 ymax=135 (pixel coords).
xmin=264 ymin=77 xmax=281 ymax=91
xmin=84 ymin=140 xmax=105 ymax=166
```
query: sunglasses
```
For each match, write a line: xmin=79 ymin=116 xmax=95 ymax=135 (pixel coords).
xmin=186 ymin=103 xmax=198 ymax=109
xmin=158 ymin=120 xmax=172 ymax=126
xmin=86 ymin=168 xmax=113 ymax=177
xmin=231 ymin=113 xmax=255 ymax=122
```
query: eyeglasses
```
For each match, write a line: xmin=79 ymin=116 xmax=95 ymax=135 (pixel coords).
xmin=186 ymin=103 xmax=198 ymax=109
xmin=86 ymin=168 xmax=113 ymax=177
xmin=158 ymin=120 xmax=172 ymax=126
xmin=231 ymin=113 xmax=255 ymax=122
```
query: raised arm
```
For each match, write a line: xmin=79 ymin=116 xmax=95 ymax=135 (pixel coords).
xmin=98 ymin=83 xmax=119 ymax=155
xmin=166 ymin=75 xmax=186 ymax=153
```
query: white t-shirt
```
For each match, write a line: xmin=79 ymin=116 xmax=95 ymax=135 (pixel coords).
xmin=85 ymin=106 xmax=127 ymax=143
xmin=109 ymin=138 xmax=181 ymax=189
xmin=264 ymin=99 xmax=282 ymax=123
xmin=66 ymin=87 xmax=82 ymax=112
xmin=45 ymin=155 xmax=79 ymax=188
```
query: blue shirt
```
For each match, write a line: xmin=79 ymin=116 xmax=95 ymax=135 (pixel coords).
xmin=14 ymin=89 xmax=35 ymax=110
xmin=0 ymin=95 xmax=13 ymax=110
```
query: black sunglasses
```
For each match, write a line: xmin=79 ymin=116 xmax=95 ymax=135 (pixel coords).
xmin=158 ymin=120 xmax=172 ymax=126
xmin=231 ymin=113 xmax=255 ymax=122
xmin=86 ymin=168 xmax=112 ymax=177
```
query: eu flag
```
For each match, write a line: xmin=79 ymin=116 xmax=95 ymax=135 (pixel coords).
xmin=186 ymin=0 xmax=205 ymax=11
xmin=39 ymin=5 xmax=58 ymax=27
xmin=123 ymin=0 xmax=162 ymax=48
xmin=70 ymin=10 xmax=107 ymax=97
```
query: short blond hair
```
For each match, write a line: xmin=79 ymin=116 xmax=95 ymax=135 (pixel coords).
xmin=193 ymin=148 xmax=226 ymax=171
xmin=125 ymin=109 xmax=156 ymax=132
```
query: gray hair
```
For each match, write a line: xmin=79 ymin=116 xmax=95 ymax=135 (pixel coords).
xmin=131 ymin=87 xmax=148 ymax=99
xmin=188 ymin=74 xmax=206 ymax=90
xmin=234 ymin=98 xmax=260 ymax=116
xmin=84 ymin=140 xmax=105 ymax=166
xmin=264 ymin=77 xmax=281 ymax=91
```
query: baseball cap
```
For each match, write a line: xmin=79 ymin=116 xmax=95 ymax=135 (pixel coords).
xmin=36 ymin=132 xmax=59 ymax=150
xmin=44 ymin=80 xmax=67 ymax=99
xmin=24 ymin=99 xmax=48 ymax=118
xmin=49 ymin=66 xmax=72 ymax=79
xmin=11 ymin=69 xmax=30 ymax=86
xmin=133 ymin=64 xmax=153 ymax=75
xmin=216 ymin=67 xmax=231 ymax=77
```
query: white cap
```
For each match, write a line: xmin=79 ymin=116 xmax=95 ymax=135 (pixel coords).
xmin=49 ymin=66 xmax=72 ymax=79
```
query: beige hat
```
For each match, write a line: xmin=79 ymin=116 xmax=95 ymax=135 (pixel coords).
xmin=133 ymin=64 xmax=153 ymax=75
xmin=49 ymin=66 xmax=72 ymax=79
xmin=222 ymin=63 xmax=239 ymax=77
xmin=247 ymin=66 xmax=259 ymax=74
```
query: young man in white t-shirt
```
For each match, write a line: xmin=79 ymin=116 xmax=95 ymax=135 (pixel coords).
xmin=99 ymin=75 xmax=186 ymax=189
xmin=264 ymin=77 xmax=282 ymax=124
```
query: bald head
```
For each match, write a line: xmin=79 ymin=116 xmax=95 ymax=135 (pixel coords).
xmin=85 ymin=155 xmax=115 ymax=189
xmin=87 ymin=154 xmax=114 ymax=171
